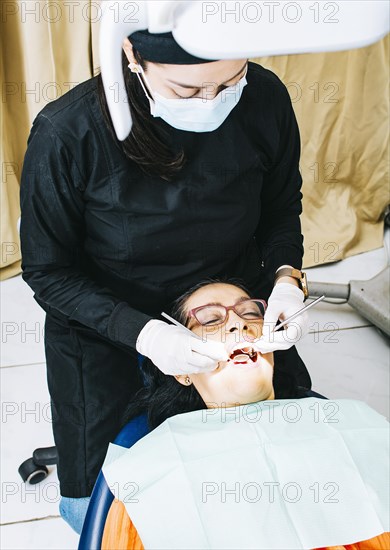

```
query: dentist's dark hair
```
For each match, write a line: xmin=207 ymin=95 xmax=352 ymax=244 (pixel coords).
xmin=96 ymin=47 xmax=186 ymax=182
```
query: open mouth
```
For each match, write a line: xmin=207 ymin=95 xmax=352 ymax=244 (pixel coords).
xmin=229 ymin=346 xmax=258 ymax=364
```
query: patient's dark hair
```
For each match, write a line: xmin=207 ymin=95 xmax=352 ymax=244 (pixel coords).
xmin=120 ymin=276 xmax=255 ymax=430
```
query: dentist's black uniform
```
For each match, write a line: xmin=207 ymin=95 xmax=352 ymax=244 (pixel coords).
xmin=20 ymin=32 xmax=311 ymax=498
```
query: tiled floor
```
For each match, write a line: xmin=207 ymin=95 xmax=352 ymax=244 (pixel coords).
xmin=1 ymin=228 xmax=389 ymax=549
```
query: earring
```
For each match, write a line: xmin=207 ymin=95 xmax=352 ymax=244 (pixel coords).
xmin=128 ymin=62 xmax=143 ymax=74
xmin=185 ymin=376 xmax=191 ymax=385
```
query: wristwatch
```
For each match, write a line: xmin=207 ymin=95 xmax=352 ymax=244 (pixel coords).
xmin=274 ymin=267 xmax=309 ymax=301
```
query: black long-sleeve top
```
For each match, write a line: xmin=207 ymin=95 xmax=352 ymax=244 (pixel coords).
xmin=19 ymin=61 xmax=304 ymax=352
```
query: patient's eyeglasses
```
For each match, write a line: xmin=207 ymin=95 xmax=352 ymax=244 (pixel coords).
xmin=188 ymin=299 xmax=267 ymax=327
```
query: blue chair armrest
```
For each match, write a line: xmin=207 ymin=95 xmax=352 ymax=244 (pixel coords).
xmin=78 ymin=412 xmax=150 ymax=550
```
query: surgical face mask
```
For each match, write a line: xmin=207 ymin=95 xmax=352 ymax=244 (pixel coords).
xmin=128 ymin=62 xmax=248 ymax=132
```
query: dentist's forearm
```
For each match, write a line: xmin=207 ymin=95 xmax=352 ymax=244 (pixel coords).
xmin=274 ymin=265 xmax=300 ymax=288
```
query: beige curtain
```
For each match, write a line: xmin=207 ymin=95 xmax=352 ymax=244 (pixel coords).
xmin=253 ymin=35 xmax=389 ymax=267
xmin=1 ymin=0 xmax=388 ymax=281
xmin=0 ymin=0 xmax=100 ymax=281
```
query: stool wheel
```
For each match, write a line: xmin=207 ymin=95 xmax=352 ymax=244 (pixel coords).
xmin=18 ymin=457 xmax=49 ymax=485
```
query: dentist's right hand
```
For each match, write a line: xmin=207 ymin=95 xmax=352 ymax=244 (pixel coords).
xmin=136 ymin=319 xmax=230 ymax=375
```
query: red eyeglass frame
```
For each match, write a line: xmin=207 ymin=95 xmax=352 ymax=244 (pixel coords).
xmin=187 ymin=299 xmax=268 ymax=326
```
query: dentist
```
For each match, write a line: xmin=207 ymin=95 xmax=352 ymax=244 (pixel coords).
xmin=19 ymin=30 xmax=310 ymax=532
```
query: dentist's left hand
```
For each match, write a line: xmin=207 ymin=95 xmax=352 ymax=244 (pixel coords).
xmin=136 ymin=319 xmax=230 ymax=375
xmin=253 ymin=283 xmax=309 ymax=354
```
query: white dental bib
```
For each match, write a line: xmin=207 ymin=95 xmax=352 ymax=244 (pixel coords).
xmin=102 ymin=398 xmax=389 ymax=550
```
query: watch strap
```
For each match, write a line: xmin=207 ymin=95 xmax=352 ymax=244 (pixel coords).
xmin=275 ymin=267 xmax=303 ymax=280
xmin=274 ymin=267 xmax=309 ymax=301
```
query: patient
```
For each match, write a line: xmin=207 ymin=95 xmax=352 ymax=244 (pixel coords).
xmin=120 ymin=276 xmax=314 ymax=433
xmin=172 ymin=277 xmax=275 ymax=406
xmin=101 ymin=277 xmax=389 ymax=550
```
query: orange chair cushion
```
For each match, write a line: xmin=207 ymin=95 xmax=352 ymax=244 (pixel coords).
xmin=102 ymin=499 xmax=389 ymax=550
xmin=101 ymin=499 xmax=144 ymax=550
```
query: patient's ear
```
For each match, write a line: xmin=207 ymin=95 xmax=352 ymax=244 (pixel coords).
xmin=174 ymin=375 xmax=192 ymax=386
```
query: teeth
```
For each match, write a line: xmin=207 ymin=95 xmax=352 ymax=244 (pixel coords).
xmin=232 ymin=354 xmax=250 ymax=363
xmin=229 ymin=346 xmax=257 ymax=360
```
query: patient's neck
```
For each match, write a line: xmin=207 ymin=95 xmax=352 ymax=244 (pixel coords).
xmin=267 ymin=388 xmax=275 ymax=401
xmin=206 ymin=387 xmax=275 ymax=408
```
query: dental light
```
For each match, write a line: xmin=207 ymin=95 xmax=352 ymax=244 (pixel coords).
xmin=99 ymin=0 xmax=389 ymax=141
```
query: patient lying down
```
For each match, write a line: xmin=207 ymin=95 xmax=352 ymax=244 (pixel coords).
xmin=101 ymin=278 xmax=389 ymax=550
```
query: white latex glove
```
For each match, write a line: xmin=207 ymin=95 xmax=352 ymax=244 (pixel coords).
xmin=136 ymin=319 xmax=230 ymax=375
xmin=254 ymin=283 xmax=309 ymax=353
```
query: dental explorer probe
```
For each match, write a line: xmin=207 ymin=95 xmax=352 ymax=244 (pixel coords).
xmin=272 ymin=295 xmax=326 ymax=332
xmin=161 ymin=311 xmax=203 ymax=340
